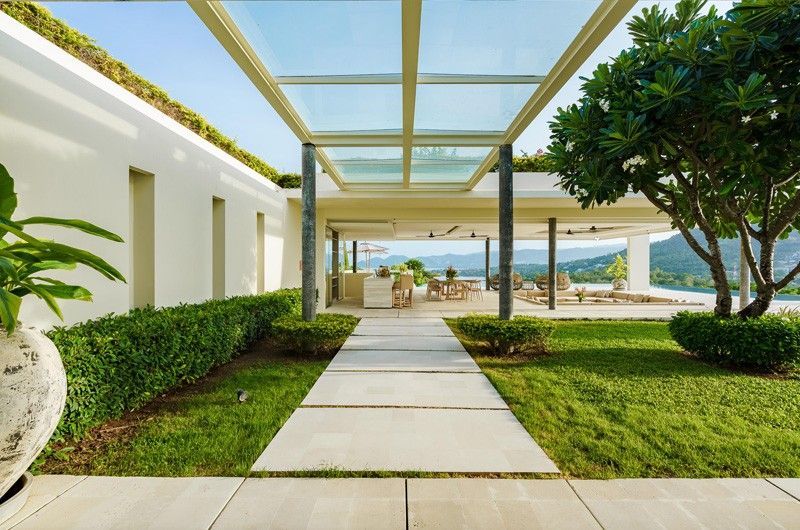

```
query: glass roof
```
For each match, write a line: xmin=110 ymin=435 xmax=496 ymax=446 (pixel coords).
xmin=206 ymin=0 xmax=627 ymax=189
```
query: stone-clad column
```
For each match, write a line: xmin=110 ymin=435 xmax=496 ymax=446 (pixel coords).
xmin=302 ymin=143 xmax=316 ymax=321
xmin=498 ymin=144 xmax=513 ymax=320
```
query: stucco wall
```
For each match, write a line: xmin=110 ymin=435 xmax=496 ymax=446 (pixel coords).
xmin=0 ymin=14 xmax=300 ymax=329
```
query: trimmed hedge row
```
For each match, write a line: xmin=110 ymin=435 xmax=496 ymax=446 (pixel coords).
xmin=273 ymin=313 xmax=359 ymax=354
xmin=46 ymin=289 xmax=301 ymax=441
xmin=669 ymin=311 xmax=800 ymax=370
xmin=455 ymin=314 xmax=555 ymax=356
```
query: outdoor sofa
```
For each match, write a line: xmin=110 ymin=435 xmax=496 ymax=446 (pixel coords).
xmin=518 ymin=289 xmax=701 ymax=305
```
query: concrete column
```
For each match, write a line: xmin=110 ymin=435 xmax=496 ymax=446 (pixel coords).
xmin=739 ymin=238 xmax=751 ymax=309
xmin=548 ymin=218 xmax=557 ymax=310
xmin=352 ymin=240 xmax=357 ymax=273
xmin=498 ymin=144 xmax=514 ymax=320
xmin=485 ymin=238 xmax=491 ymax=291
xmin=301 ymin=143 xmax=316 ymax=321
xmin=626 ymin=234 xmax=650 ymax=291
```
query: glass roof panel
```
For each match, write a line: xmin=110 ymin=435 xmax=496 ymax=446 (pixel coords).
xmin=326 ymin=147 xmax=403 ymax=183
xmin=282 ymin=85 xmax=402 ymax=132
xmin=418 ymin=0 xmax=601 ymax=75
xmin=411 ymin=147 xmax=491 ymax=183
xmin=414 ymin=84 xmax=532 ymax=132
xmin=223 ymin=1 xmax=401 ymax=76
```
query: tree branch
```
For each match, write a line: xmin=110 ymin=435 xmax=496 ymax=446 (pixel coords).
xmin=775 ymin=261 xmax=800 ymax=291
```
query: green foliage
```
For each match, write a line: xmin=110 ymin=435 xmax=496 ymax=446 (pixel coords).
xmin=404 ymin=258 xmax=435 ymax=286
xmin=455 ymin=314 xmax=555 ymax=356
xmin=0 ymin=163 xmax=124 ymax=334
xmin=669 ymin=311 xmax=800 ymax=370
xmin=548 ymin=0 xmax=800 ymax=316
xmin=606 ymin=254 xmax=628 ymax=280
xmin=274 ymin=173 xmax=301 ymax=189
xmin=272 ymin=313 xmax=358 ymax=355
xmin=0 ymin=2 xmax=282 ymax=185
xmin=46 ymin=289 xmax=301 ymax=441
xmin=490 ymin=149 xmax=555 ymax=172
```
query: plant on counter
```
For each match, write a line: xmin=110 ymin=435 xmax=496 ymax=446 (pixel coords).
xmin=272 ymin=313 xmax=358 ymax=355
xmin=0 ymin=161 xmax=125 ymax=500
xmin=455 ymin=314 xmax=555 ymax=356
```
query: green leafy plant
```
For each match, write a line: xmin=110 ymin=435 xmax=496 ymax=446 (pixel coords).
xmin=47 ymin=289 xmax=302 ymax=441
xmin=669 ymin=311 xmax=800 ymax=370
xmin=606 ymin=255 xmax=628 ymax=281
xmin=445 ymin=265 xmax=458 ymax=281
xmin=0 ymin=163 xmax=124 ymax=334
xmin=404 ymin=258 xmax=435 ymax=286
xmin=455 ymin=314 xmax=555 ymax=356
xmin=272 ymin=313 xmax=358 ymax=355
xmin=548 ymin=0 xmax=800 ymax=318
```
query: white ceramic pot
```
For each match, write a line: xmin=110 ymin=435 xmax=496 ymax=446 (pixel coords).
xmin=612 ymin=278 xmax=628 ymax=291
xmin=0 ymin=327 xmax=67 ymax=499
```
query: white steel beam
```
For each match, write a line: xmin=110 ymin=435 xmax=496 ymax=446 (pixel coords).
xmin=402 ymin=0 xmax=422 ymax=188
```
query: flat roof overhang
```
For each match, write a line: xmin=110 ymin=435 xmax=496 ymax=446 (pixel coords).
xmin=190 ymin=0 xmax=638 ymax=191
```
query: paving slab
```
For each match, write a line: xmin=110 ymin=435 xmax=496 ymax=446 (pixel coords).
xmin=769 ymin=478 xmax=800 ymax=501
xmin=570 ymin=478 xmax=800 ymax=529
xmin=11 ymin=476 xmax=243 ymax=529
xmin=407 ymin=479 xmax=599 ymax=529
xmin=352 ymin=325 xmax=453 ymax=337
xmin=326 ymin=349 xmax=481 ymax=373
xmin=251 ymin=408 xmax=558 ymax=473
xmin=302 ymin=371 xmax=508 ymax=409
xmin=357 ymin=317 xmax=446 ymax=326
xmin=341 ymin=335 xmax=465 ymax=351
xmin=212 ymin=478 xmax=405 ymax=529
xmin=0 ymin=475 xmax=86 ymax=530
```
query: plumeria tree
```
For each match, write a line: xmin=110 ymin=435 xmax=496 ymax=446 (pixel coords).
xmin=548 ymin=0 xmax=800 ymax=317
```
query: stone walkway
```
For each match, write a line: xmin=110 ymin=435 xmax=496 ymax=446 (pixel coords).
xmin=4 ymin=476 xmax=799 ymax=529
xmin=251 ymin=317 xmax=558 ymax=473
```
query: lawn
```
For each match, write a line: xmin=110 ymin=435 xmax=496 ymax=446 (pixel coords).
xmin=40 ymin=342 xmax=328 ymax=477
xmin=448 ymin=320 xmax=800 ymax=479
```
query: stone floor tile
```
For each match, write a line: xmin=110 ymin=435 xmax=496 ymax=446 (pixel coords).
xmin=769 ymin=478 xmax=800 ymax=501
xmin=0 ymin=475 xmax=86 ymax=530
xmin=356 ymin=317 xmax=447 ymax=326
xmin=212 ymin=478 xmax=405 ymax=530
xmin=570 ymin=478 xmax=800 ymax=530
xmin=302 ymin=371 xmax=508 ymax=408
xmin=341 ymin=335 xmax=465 ymax=351
xmin=407 ymin=479 xmax=599 ymax=529
xmin=12 ymin=476 xmax=243 ymax=529
xmin=251 ymin=408 xmax=558 ymax=473
xmin=352 ymin=325 xmax=453 ymax=337
xmin=326 ymin=349 xmax=481 ymax=372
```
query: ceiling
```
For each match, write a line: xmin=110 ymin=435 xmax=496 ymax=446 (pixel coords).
xmin=191 ymin=0 xmax=637 ymax=190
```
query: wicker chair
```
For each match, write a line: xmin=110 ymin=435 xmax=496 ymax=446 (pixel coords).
xmin=426 ymin=279 xmax=443 ymax=300
xmin=534 ymin=272 xmax=571 ymax=290
xmin=489 ymin=273 xmax=523 ymax=290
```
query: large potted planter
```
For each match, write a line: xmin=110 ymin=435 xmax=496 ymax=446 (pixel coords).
xmin=607 ymin=254 xmax=628 ymax=291
xmin=0 ymin=163 xmax=124 ymax=522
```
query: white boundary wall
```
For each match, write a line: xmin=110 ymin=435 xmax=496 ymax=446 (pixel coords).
xmin=0 ymin=14 xmax=301 ymax=329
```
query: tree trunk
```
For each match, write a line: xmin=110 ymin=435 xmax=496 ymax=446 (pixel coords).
xmin=709 ymin=257 xmax=733 ymax=317
xmin=739 ymin=286 xmax=775 ymax=318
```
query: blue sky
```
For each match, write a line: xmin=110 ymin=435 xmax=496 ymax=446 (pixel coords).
xmin=41 ymin=1 xmax=729 ymax=255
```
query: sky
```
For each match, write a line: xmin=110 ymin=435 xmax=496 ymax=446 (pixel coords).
xmin=40 ymin=1 xmax=729 ymax=256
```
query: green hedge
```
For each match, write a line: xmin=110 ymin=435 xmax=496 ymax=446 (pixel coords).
xmin=273 ymin=313 xmax=358 ymax=355
xmin=46 ymin=289 xmax=301 ymax=441
xmin=669 ymin=311 xmax=800 ymax=370
xmin=455 ymin=314 xmax=555 ymax=356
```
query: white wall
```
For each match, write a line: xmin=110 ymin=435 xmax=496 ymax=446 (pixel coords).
xmin=0 ymin=14 xmax=300 ymax=329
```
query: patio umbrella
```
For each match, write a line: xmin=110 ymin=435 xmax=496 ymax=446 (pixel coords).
xmin=346 ymin=242 xmax=388 ymax=271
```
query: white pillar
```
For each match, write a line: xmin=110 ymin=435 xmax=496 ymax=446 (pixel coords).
xmin=627 ymin=234 xmax=650 ymax=291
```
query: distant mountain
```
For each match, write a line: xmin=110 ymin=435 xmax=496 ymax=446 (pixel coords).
xmin=357 ymin=244 xmax=626 ymax=269
xmin=357 ymin=231 xmax=800 ymax=283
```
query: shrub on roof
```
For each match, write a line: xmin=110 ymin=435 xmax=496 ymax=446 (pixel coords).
xmin=0 ymin=2 xmax=284 ymax=185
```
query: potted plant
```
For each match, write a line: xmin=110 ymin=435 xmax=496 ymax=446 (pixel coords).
xmin=0 ymin=163 xmax=124 ymax=518
xmin=607 ymin=254 xmax=628 ymax=291
xmin=445 ymin=265 xmax=458 ymax=281
xmin=576 ymin=286 xmax=587 ymax=303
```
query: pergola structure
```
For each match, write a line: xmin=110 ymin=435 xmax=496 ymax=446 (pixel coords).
xmin=191 ymin=0 xmax=640 ymax=320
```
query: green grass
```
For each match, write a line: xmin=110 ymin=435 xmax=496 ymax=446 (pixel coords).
xmin=41 ymin=348 xmax=328 ymax=477
xmin=448 ymin=319 xmax=800 ymax=479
